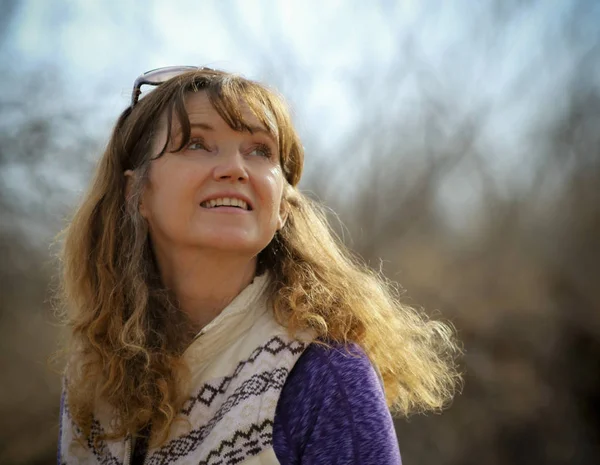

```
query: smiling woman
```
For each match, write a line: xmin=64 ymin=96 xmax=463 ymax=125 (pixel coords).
xmin=56 ymin=67 xmax=460 ymax=465
xmin=131 ymin=92 xmax=287 ymax=283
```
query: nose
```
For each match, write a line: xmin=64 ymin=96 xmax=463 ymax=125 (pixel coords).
xmin=212 ymin=148 xmax=248 ymax=183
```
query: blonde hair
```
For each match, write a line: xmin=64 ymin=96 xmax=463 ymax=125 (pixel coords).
xmin=58 ymin=68 xmax=460 ymax=446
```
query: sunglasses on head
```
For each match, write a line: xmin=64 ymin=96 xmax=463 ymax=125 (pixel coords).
xmin=130 ymin=65 xmax=216 ymax=107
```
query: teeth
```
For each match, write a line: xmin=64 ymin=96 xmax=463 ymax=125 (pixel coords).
xmin=201 ymin=197 xmax=249 ymax=210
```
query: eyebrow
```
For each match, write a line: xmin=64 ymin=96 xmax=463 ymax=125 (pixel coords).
xmin=189 ymin=122 xmax=215 ymax=131
xmin=189 ymin=122 xmax=276 ymax=141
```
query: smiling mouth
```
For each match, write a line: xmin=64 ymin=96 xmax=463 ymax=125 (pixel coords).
xmin=200 ymin=197 xmax=252 ymax=211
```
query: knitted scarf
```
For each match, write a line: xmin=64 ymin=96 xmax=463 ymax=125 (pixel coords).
xmin=59 ymin=273 xmax=313 ymax=464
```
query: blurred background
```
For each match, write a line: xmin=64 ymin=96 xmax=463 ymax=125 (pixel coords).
xmin=1 ymin=0 xmax=599 ymax=464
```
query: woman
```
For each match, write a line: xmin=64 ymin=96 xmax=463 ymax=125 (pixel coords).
xmin=57 ymin=66 xmax=460 ymax=464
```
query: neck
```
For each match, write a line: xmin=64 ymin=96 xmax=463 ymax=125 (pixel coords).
xmin=154 ymin=245 xmax=258 ymax=332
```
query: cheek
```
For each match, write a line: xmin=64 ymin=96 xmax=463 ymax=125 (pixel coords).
xmin=142 ymin=162 xmax=199 ymax=220
xmin=260 ymin=171 xmax=285 ymax=217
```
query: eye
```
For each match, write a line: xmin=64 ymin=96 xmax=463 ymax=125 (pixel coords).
xmin=187 ymin=138 xmax=210 ymax=151
xmin=248 ymin=143 xmax=272 ymax=158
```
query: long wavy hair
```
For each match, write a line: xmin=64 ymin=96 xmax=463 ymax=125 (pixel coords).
xmin=58 ymin=68 xmax=461 ymax=446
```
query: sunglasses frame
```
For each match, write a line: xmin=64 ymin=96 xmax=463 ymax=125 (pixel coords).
xmin=130 ymin=66 xmax=208 ymax=107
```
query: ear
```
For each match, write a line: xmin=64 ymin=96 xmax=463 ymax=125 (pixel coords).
xmin=277 ymin=198 xmax=289 ymax=231
xmin=124 ymin=170 xmax=135 ymax=200
xmin=124 ymin=170 xmax=147 ymax=217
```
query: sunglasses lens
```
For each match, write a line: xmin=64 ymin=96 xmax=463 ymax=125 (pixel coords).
xmin=143 ymin=66 xmax=199 ymax=84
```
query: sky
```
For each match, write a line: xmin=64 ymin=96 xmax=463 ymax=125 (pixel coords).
xmin=1 ymin=0 xmax=599 ymax=240
xmin=5 ymin=0 xmax=597 ymax=140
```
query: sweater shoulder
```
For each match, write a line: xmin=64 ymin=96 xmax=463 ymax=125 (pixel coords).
xmin=288 ymin=341 xmax=377 ymax=387
xmin=273 ymin=341 xmax=399 ymax=464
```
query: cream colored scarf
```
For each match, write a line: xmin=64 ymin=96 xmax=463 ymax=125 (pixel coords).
xmin=60 ymin=273 xmax=313 ymax=465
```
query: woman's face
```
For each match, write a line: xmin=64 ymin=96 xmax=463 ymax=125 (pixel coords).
xmin=138 ymin=91 xmax=287 ymax=259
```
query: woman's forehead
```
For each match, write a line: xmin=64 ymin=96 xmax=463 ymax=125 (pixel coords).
xmin=184 ymin=91 xmax=276 ymax=134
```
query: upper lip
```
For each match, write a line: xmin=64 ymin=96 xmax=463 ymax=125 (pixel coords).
xmin=200 ymin=192 xmax=254 ymax=210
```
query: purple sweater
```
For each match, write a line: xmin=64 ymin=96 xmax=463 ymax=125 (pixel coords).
xmin=59 ymin=343 xmax=402 ymax=464
xmin=273 ymin=342 xmax=402 ymax=464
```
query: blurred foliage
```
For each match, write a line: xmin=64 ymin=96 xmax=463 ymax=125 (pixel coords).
xmin=1 ymin=1 xmax=599 ymax=464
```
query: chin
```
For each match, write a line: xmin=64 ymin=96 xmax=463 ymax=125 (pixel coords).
xmin=194 ymin=232 xmax=266 ymax=255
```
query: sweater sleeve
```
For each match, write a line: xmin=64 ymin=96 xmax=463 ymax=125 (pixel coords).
xmin=57 ymin=387 xmax=65 ymax=465
xmin=273 ymin=342 xmax=402 ymax=465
